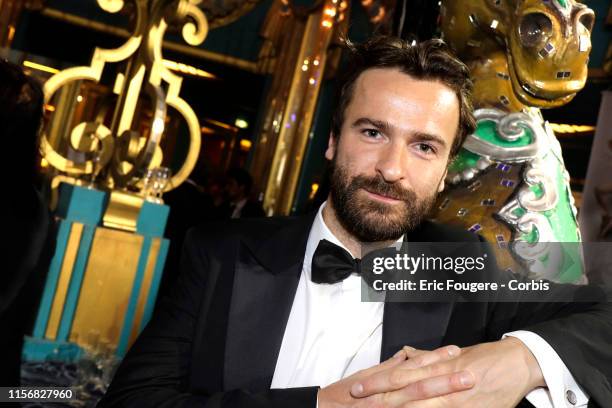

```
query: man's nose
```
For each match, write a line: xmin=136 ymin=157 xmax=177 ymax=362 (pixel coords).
xmin=375 ymin=144 xmax=405 ymax=183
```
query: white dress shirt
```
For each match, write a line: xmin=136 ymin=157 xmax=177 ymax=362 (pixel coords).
xmin=271 ymin=202 xmax=588 ymax=407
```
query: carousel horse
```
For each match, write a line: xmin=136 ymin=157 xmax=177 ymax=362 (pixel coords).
xmin=435 ymin=0 xmax=595 ymax=282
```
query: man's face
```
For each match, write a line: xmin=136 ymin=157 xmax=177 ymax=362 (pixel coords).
xmin=325 ymin=68 xmax=460 ymax=242
xmin=226 ymin=178 xmax=243 ymax=201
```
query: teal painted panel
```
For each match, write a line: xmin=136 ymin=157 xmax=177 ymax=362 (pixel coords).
xmin=32 ymin=220 xmax=72 ymax=338
xmin=56 ymin=183 xmax=107 ymax=225
xmin=116 ymin=236 xmax=153 ymax=357
xmin=56 ymin=225 xmax=97 ymax=341
xmin=136 ymin=201 xmax=170 ymax=237
xmin=22 ymin=336 xmax=84 ymax=363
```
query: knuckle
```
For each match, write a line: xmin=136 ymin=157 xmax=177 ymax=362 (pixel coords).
xmin=412 ymin=355 xmax=426 ymax=367
xmin=413 ymin=379 xmax=428 ymax=398
xmin=445 ymin=344 xmax=461 ymax=357
xmin=450 ymin=374 xmax=464 ymax=390
xmin=425 ymin=363 xmax=444 ymax=377
xmin=389 ymin=369 xmax=406 ymax=387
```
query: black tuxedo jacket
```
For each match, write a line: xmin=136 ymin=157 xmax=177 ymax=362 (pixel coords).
xmin=99 ymin=213 xmax=612 ymax=408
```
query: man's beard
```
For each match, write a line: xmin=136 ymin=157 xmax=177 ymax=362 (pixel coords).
xmin=328 ymin=160 xmax=438 ymax=242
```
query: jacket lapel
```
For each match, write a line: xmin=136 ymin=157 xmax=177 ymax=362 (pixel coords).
xmin=224 ymin=213 xmax=316 ymax=391
xmin=380 ymin=221 xmax=457 ymax=359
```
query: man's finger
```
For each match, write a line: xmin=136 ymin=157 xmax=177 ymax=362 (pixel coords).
xmin=403 ymin=345 xmax=461 ymax=369
xmin=360 ymin=348 xmax=410 ymax=377
xmin=351 ymin=346 xmax=461 ymax=398
xmin=382 ymin=371 xmax=475 ymax=406
xmin=351 ymin=361 xmax=454 ymax=398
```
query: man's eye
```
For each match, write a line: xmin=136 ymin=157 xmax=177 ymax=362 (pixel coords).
xmin=417 ymin=143 xmax=436 ymax=154
xmin=363 ymin=129 xmax=381 ymax=138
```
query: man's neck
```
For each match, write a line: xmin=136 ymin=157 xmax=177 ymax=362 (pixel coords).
xmin=321 ymin=199 xmax=396 ymax=258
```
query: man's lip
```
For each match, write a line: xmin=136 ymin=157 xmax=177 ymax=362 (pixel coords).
xmin=362 ymin=188 xmax=402 ymax=203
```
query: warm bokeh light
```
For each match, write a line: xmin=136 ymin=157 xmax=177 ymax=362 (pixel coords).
xmin=309 ymin=183 xmax=319 ymax=200
xmin=23 ymin=60 xmax=59 ymax=74
xmin=240 ymin=139 xmax=252 ymax=151
xmin=235 ymin=118 xmax=249 ymax=129
xmin=549 ymin=123 xmax=596 ymax=134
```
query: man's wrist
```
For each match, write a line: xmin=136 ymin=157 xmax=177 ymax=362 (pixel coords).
xmin=501 ymin=337 xmax=546 ymax=392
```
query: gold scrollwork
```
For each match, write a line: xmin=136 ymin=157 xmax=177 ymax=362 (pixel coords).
xmin=177 ymin=0 xmax=209 ymax=46
xmin=40 ymin=121 xmax=114 ymax=175
xmin=40 ymin=0 xmax=207 ymax=196
xmin=145 ymin=16 xmax=202 ymax=191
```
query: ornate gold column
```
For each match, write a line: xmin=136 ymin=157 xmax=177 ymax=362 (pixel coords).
xmin=250 ymin=0 xmax=348 ymax=215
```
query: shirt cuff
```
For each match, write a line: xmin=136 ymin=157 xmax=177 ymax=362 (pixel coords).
xmin=503 ymin=330 xmax=588 ymax=408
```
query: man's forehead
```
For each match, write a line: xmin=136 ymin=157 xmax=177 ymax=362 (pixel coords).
xmin=353 ymin=67 xmax=454 ymax=98
xmin=349 ymin=68 xmax=459 ymax=118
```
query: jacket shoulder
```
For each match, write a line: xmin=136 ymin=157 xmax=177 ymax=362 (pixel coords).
xmin=411 ymin=220 xmax=483 ymax=243
xmin=185 ymin=213 xmax=313 ymax=247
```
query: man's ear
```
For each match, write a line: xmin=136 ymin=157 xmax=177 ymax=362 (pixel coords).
xmin=325 ymin=131 xmax=337 ymax=161
xmin=438 ymin=169 xmax=448 ymax=193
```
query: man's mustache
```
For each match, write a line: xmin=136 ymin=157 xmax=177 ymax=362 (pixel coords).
xmin=351 ymin=174 xmax=416 ymax=202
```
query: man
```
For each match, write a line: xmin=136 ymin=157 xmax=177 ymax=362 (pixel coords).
xmin=217 ymin=168 xmax=265 ymax=219
xmin=99 ymin=37 xmax=612 ymax=407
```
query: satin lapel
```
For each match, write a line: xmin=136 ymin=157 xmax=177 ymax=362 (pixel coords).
xmin=224 ymin=213 xmax=316 ymax=391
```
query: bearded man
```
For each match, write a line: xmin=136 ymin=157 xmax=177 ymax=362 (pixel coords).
xmin=99 ymin=37 xmax=612 ymax=408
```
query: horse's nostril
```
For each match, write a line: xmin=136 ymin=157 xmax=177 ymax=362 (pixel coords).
xmin=578 ymin=12 xmax=595 ymax=33
xmin=519 ymin=12 xmax=553 ymax=48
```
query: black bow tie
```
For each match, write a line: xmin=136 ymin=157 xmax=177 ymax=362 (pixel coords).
xmin=311 ymin=239 xmax=361 ymax=284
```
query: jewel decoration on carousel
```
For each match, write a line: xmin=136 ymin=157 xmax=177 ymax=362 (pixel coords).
xmin=436 ymin=0 xmax=594 ymax=282
xmin=39 ymin=0 xmax=206 ymax=203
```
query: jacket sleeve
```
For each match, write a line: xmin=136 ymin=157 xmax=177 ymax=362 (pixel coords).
xmin=480 ymin=238 xmax=612 ymax=407
xmin=97 ymin=228 xmax=318 ymax=408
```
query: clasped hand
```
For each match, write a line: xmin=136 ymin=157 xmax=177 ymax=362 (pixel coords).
xmin=318 ymin=337 xmax=545 ymax=408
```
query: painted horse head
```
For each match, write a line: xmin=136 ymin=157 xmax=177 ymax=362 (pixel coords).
xmin=440 ymin=0 xmax=594 ymax=110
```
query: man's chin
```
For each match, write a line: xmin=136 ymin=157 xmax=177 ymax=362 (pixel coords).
xmin=353 ymin=210 xmax=408 ymax=240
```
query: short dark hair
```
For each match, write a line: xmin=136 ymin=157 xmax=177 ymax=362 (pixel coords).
xmin=0 ymin=59 xmax=44 ymax=184
xmin=331 ymin=37 xmax=476 ymax=157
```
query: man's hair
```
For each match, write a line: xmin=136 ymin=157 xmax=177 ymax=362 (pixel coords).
xmin=0 ymin=59 xmax=44 ymax=185
xmin=331 ymin=36 xmax=476 ymax=157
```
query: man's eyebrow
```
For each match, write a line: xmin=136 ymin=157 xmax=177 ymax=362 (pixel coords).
xmin=351 ymin=118 xmax=394 ymax=134
xmin=412 ymin=131 xmax=448 ymax=148
xmin=351 ymin=117 xmax=448 ymax=148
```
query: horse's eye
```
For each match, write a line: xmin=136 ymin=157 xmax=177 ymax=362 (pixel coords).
xmin=519 ymin=12 xmax=553 ymax=48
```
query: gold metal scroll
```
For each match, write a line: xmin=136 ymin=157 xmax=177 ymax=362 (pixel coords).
xmin=39 ymin=0 xmax=206 ymax=198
